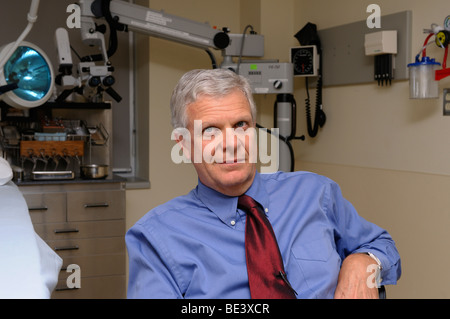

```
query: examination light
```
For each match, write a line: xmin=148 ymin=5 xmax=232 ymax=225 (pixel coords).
xmin=0 ymin=0 xmax=54 ymax=109
xmin=0 ymin=41 xmax=54 ymax=109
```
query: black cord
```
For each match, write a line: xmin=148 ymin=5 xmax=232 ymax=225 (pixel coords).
xmin=70 ymin=45 xmax=82 ymax=62
xmin=0 ymin=83 xmax=18 ymax=95
xmin=294 ymin=22 xmax=326 ymax=138
xmin=236 ymin=25 xmax=254 ymax=74
xmin=305 ymin=68 xmax=325 ymax=138
xmin=256 ymin=123 xmax=297 ymax=172
xmin=305 ymin=77 xmax=316 ymax=137
xmin=204 ymin=49 xmax=218 ymax=69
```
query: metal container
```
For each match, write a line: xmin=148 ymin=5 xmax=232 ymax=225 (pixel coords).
xmin=80 ymin=164 xmax=108 ymax=179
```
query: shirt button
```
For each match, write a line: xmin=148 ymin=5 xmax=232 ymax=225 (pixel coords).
xmin=230 ymin=220 xmax=236 ymax=226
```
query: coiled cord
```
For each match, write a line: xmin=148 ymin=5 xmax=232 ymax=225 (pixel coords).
xmin=305 ymin=65 xmax=326 ymax=138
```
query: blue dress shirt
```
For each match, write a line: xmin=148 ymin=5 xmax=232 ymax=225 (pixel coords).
xmin=126 ymin=171 xmax=401 ymax=299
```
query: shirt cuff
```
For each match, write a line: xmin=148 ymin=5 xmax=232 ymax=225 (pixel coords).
xmin=366 ymin=252 xmax=382 ymax=270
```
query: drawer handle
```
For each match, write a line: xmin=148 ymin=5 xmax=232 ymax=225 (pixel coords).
xmin=28 ymin=206 xmax=48 ymax=211
xmin=54 ymin=245 xmax=79 ymax=251
xmin=84 ymin=202 xmax=109 ymax=208
xmin=55 ymin=286 xmax=80 ymax=292
xmin=54 ymin=228 xmax=79 ymax=234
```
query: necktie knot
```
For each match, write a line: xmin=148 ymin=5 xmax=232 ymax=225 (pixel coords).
xmin=238 ymin=194 xmax=260 ymax=212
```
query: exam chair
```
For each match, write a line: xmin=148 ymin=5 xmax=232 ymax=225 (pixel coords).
xmin=378 ymin=286 xmax=386 ymax=299
xmin=0 ymin=157 xmax=62 ymax=298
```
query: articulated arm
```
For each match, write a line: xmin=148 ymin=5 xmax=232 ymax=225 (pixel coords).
xmin=80 ymin=0 xmax=230 ymax=51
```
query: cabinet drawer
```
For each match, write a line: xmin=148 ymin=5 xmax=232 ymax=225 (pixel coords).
xmin=34 ymin=220 xmax=125 ymax=240
xmin=52 ymin=275 xmax=126 ymax=299
xmin=59 ymin=254 xmax=125 ymax=278
xmin=46 ymin=237 xmax=125 ymax=257
xmin=23 ymin=193 xmax=66 ymax=223
xmin=67 ymin=190 xmax=125 ymax=221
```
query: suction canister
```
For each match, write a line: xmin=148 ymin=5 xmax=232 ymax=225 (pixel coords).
xmin=408 ymin=56 xmax=441 ymax=99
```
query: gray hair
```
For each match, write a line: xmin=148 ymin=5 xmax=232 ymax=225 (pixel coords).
xmin=170 ymin=69 xmax=256 ymax=128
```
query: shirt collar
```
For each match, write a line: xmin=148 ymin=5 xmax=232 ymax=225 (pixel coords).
xmin=195 ymin=171 xmax=270 ymax=227
xmin=243 ymin=171 xmax=269 ymax=211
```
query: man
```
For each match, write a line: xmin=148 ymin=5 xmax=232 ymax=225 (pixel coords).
xmin=126 ymin=69 xmax=401 ymax=299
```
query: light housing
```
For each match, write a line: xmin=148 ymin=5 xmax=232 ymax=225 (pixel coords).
xmin=0 ymin=41 xmax=54 ymax=109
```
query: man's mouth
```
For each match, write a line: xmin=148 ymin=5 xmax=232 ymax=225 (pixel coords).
xmin=216 ymin=158 xmax=246 ymax=164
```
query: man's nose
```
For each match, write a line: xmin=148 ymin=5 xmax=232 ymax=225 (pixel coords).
xmin=223 ymin=128 xmax=237 ymax=151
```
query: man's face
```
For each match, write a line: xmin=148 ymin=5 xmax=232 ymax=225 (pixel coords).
xmin=183 ymin=89 xmax=256 ymax=196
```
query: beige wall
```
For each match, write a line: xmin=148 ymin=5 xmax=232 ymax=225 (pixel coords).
xmin=127 ymin=0 xmax=450 ymax=298
xmin=293 ymin=0 xmax=450 ymax=298
xmin=293 ymin=0 xmax=450 ymax=176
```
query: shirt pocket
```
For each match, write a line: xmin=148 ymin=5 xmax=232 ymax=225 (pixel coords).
xmin=291 ymin=237 xmax=334 ymax=261
xmin=290 ymin=238 xmax=341 ymax=298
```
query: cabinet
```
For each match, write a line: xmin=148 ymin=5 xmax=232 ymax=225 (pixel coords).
xmin=19 ymin=180 xmax=126 ymax=299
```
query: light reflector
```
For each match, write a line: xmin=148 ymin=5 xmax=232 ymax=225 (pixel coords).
xmin=0 ymin=41 xmax=54 ymax=109
xmin=5 ymin=45 xmax=52 ymax=101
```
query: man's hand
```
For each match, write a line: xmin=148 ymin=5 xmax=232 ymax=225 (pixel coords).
xmin=334 ymin=253 xmax=380 ymax=299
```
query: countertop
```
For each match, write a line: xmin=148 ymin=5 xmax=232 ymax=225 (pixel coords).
xmin=14 ymin=174 xmax=126 ymax=186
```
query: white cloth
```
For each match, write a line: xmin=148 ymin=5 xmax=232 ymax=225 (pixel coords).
xmin=0 ymin=157 xmax=13 ymax=185
xmin=0 ymin=181 xmax=62 ymax=298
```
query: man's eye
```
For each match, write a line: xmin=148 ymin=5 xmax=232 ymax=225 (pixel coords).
xmin=203 ymin=127 xmax=219 ymax=134
xmin=235 ymin=121 xmax=248 ymax=129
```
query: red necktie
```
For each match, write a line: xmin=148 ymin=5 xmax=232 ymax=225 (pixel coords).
xmin=238 ymin=195 xmax=297 ymax=299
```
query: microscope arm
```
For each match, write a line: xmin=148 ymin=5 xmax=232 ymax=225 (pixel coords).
xmin=79 ymin=0 xmax=230 ymax=52
xmin=56 ymin=0 xmax=232 ymax=103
